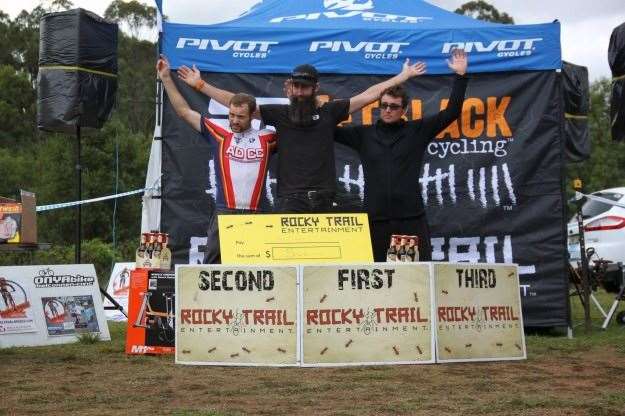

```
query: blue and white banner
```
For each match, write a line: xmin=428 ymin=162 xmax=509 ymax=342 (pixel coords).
xmin=161 ymin=0 xmax=561 ymax=75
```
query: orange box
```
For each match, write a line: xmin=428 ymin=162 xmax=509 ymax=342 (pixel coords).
xmin=125 ymin=269 xmax=175 ymax=355
xmin=0 ymin=190 xmax=37 ymax=244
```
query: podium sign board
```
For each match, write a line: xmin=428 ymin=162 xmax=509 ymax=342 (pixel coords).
xmin=218 ymin=213 xmax=373 ymax=264
xmin=433 ymin=263 xmax=526 ymax=362
xmin=0 ymin=264 xmax=110 ymax=348
xmin=176 ymin=265 xmax=299 ymax=366
xmin=301 ymin=263 xmax=434 ymax=366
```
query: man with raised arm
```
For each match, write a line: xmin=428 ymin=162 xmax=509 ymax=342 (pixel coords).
xmin=177 ymin=60 xmax=426 ymax=213
xmin=334 ymin=49 xmax=470 ymax=262
xmin=156 ymin=56 xmax=276 ymax=263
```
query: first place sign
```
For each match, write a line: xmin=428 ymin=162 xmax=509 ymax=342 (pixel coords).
xmin=301 ymin=263 xmax=434 ymax=366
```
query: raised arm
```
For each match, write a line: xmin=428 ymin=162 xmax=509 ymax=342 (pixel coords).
xmin=178 ymin=63 xmax=261 ymax=120
xmin=421 ymin=49 xmax=469 ymax=140
xmin=349 ymin=59 xmax=426 ymax=114
xmin=157 ymin=55 xmax=201 ymax=132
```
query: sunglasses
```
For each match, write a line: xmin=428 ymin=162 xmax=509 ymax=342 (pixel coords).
xmin=380 ymin=102 xmax=404 ymax=111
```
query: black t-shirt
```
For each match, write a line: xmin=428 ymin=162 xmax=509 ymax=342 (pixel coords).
xmin=260 ymin=99 xmax=350 ymax=196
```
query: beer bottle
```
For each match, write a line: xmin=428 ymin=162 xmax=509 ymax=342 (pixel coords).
xmin=386 ymin=236 xmax=398 ymax=262
xmin=398 ymin=236 xmax=408 ymax=262
xmin=135 ymin=234 xmax=147 ymax=268
xmin=160 ymin=233 xmax=172 ymax=271
xmin=147 ymin=232 xmax=161 ymax=269
xmin=153 ymin=233 xmax=163 ymax=268
xmin=407 ymin=237 xmax=417 ymax=262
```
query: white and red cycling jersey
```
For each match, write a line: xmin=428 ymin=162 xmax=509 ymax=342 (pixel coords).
xmin=200 ymin=115 xmax=276 ymax=210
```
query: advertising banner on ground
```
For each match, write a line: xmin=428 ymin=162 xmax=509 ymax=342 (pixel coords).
xmin=0 ymin=265 xmax=110 ymax=348
xmin=219 ymin=213 xmax=373 ymax=264
xmin=301 ymin=263 xmax=434 ymax=366
xmin=103 ymin=262 xmax=134 ymax=321
xmin=176 ymin=265 xmax=299 ymax=366
xmin=433 ymin=263 xmax=526 ymax=362
xmin=126 ymin=269 xmax=176 ymax=355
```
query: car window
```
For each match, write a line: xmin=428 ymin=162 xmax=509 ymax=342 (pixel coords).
xmin=581 ymin=192 xmax=623 ymax=218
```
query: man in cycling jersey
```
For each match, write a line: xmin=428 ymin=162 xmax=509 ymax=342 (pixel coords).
xmin=157 ymin=56 xmax=276 ymax=263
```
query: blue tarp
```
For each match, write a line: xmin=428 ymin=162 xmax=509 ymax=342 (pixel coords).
xmin=159 ymin=0 xmax=561 ymax=75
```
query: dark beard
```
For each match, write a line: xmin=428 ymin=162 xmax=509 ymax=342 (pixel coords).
xmin=289 ymin=96 xmax=317 ymax=127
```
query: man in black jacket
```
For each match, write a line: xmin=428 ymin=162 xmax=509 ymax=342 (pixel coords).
xmin=335 ymin=49 xmax=469 ymax=262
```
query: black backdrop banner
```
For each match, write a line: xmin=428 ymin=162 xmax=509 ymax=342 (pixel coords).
xmin=161 ymin=71 xmax=568 ymax=327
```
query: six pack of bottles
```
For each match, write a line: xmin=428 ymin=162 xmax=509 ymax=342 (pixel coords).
xmin=386 ymin=235 xmax=419 ymax=262
xmin=135 ymin=231 xmax=172 ymax=270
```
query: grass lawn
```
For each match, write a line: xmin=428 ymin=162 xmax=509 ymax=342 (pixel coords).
xmin=1 ymin=290 xmax=624 ymax=416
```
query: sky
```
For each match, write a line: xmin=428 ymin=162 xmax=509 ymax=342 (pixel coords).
xmin=1 ymin=0 xmax=623 ymax=81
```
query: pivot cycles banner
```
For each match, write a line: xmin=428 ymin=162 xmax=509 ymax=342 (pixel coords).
xmin=160 ymin=70 xmax=568 ymax=327
xmin=159 ymin=0 xmax=560 ymax=76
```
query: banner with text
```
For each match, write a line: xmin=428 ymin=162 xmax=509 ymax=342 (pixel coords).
xmin=161 ymin=70 xmax=568 ymax=327
xmin=434 ymin=263 xmax=526 ymax=363
xmin=0 ymin=265 xmax=110 ymax=348
xmin=176 ymin=265 xmax=299 ymax=366
xmin=301 ymin=263 xmax=434 ymax=366
xmin=219 ymin=213 xmax=373 ymax=264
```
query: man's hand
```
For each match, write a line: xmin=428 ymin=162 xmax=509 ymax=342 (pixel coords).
xmin=156 ymin=54 xmax=171 ymax=79
xmin=400 ymin=59 xmax=427 ymax=80
xmin=178 ymin=64 xmax=202 ymax=88
xmin=447 ymin=48 xmax=468 ymax=76
xmin=283 ymin=79 xmax=293 ymax=99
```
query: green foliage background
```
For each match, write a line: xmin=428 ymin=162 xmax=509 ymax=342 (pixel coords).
xmin=0 ymin=1 xmax=156 ymax=282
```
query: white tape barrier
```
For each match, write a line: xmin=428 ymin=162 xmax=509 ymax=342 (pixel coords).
xmin=36 ymin=187 xmax=158 ymax=212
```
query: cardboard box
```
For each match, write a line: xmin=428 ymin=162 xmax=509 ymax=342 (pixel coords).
xmin=125 ymin=269 xmax=175 ymax=355
xmin=0 ymin=190 xmax=37 ymax=244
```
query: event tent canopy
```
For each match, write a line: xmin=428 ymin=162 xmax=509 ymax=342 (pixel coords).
xmin=158 ymin=0 xmax=561 ymax=75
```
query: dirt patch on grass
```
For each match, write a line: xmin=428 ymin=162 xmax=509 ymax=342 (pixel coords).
xmin=1 ymin=324 xmax=624 ymax=416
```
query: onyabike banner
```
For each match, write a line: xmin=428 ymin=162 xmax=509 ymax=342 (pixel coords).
xmin=160 ymin=70 xmax=567 ymax=327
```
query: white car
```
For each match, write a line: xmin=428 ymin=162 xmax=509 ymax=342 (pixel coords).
xmin=568 ymin=187 xmax=625 ymax=265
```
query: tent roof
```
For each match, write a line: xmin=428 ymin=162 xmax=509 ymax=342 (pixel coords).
xmin=208 ymin=0 xmax=501 ymax=30
xmin=160 ymin=0 xmax=561 ymax=75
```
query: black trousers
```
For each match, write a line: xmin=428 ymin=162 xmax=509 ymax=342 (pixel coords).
xmin=276 ymin=191 xmax=335 ymax=214
xmin=204 ymin=207 xmax=255 ymax=264
xmin=369 ymin=215 xmax=432 ymax=262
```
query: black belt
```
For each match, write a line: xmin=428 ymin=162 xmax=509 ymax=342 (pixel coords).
xmin=282 ymin=190 xmax=335 ymax=201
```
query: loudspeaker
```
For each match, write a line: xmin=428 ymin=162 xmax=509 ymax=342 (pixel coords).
xmin=37 ymin=8 xmax=118 ymax=134
xmin=561 ymin=61 xmax=590 ymax=162
xmin=609 ymin=22 xmax=625 ymax=142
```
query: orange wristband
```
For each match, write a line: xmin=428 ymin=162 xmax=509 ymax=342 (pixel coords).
xmin=194 ymin=79 xmax=206 ymax=91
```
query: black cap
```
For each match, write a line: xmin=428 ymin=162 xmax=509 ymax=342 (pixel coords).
xmin=290 ymin=64 xmax=318 ymax=85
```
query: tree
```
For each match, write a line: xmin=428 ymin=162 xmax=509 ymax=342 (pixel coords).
xmin=104 ymin=0 xmax=156 ymax=39
xmin=455 ymin=1 xmax=514 ymax=24
xmin=0 ymin=1 xmax=154 ymax=254
xmin=0 ymin=65 xmax=36 ymax=142
xmin=566 ymin=78 xmax=625 ymax=195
